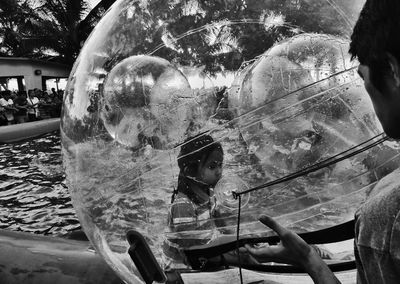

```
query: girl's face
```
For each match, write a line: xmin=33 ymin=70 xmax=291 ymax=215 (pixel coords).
xmin=197 ymin=149 xmax=223 ymax=187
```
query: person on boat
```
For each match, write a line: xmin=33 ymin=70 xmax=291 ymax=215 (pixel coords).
xmin=0 ymin=103 xmax=5 ymax=126
xmin=0 ymin=91 xmax=16 ymax=125
xmin=34 ymin=88 xmax=44 ymax=120
xmin=34 ymin=88 xmax=42 ymax=99
xmin=14 ymin=91 xmax=29 ymax=124
xmin=163 ymin=134 xmax=258 ymax=272
xmin=245 ymin=1 xmax=400 ymax=283
xmin=37 ymin=91 xmax=52 ymax=120
xmin=51 ymin=87 xmax=58 ymax=97
xmin=0 ymin=107 xmax=6 ymax=126
xmin=27 ymin=89 xmax=40 ymax=122
xmin=51 ymin=90 xmax=63 ymax=118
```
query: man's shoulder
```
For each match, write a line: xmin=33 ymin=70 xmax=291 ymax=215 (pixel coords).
xmin=363 ymin=168 xmax=400 ymax=211
xmin=356 ymin=169 xmax=400 ymax=252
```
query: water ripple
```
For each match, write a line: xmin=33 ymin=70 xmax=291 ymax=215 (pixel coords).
xmin=0 ymin=131 xmax=79 ymax=236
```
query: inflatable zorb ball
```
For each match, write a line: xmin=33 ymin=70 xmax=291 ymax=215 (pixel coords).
xmin=61 ymin=0 xmax=399 ymax=283
xmin=101 ymin=55 xmax=193 ymax=148
xmin=227 ymin=34 xmax=400 ymax=234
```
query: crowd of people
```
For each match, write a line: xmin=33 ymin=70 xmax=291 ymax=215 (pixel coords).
xmin=0 ymin=88 xmax=63 ymax=126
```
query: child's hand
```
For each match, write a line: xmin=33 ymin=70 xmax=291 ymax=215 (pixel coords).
xmin=245 ymin=215 xmax=315 ymax=268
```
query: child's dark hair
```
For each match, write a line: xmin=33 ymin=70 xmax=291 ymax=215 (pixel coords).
xmin=172 ymin=134 xmax=223 ymax=203
xmin=178 ymin=134 xmax=223 ymax=177
xmin=349 ymin=0 xmax=400 ymax=91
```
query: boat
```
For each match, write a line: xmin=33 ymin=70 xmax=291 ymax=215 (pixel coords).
xmin=0 ymin=118 xmax=60 ymax=144
xmin=178 ymin=268 xmax=356 ymax=284
xmin=0 ymin=227 xmax=356 ymax=284
xmin=0 ymin=229 xmax=121 ymax=284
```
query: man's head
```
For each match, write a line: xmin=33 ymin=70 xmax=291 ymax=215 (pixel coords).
xmin=3 ymin=90 xmax=11 ymax=99
xmin=18 ymin=91 xmax=27 ymax=99
xmin=350 ymin=0 xmax=400 ymax=138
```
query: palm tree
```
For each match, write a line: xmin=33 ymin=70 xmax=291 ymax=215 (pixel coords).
xmin=76 ymin=0 xmax=116 ymax=44
xmin=36 ymin=0 xmax=118 ymax=65
xmin=31 ymin=0 xmax=92 ymax=64
xmin=1 ymin=0 xmax=356 ymax=67
xmin=0 ymin=0 xmax=44 ymax=57
xmin=0 ymin=0 xmax=117 ymax=65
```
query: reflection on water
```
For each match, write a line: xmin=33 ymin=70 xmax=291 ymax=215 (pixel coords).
xmin=0 ymin=132 xmax=80 ymax=236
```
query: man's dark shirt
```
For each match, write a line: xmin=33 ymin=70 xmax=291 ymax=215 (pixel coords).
xmin=355 ymin=168 xmax=400 ymax=283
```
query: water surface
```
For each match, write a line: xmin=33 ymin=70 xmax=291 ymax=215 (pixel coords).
xmin=0 ymin=132 xmax=80 ymax=236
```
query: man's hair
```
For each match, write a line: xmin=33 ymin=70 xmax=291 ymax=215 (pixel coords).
xmin=349 ymin=0 xmax=400 ymax=90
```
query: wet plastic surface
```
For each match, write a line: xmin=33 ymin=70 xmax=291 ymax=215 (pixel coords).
xmin=61 ymin=1 xmax=400 ymax=283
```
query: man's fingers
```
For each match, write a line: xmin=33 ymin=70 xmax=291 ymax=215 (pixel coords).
xmin=259 ymin=214 xmax=288 ymax=236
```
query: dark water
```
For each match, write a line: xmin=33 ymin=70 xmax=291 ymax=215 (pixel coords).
xmin=0 ymin=132 xmax=80 ymax=236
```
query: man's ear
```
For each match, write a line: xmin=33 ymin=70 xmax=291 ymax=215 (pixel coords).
xmin=387 ymin=52 xmax=400 ymax=87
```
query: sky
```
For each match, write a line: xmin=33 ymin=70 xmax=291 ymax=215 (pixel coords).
xmin=88 ymin=0 xmax=101 ymax=9
xmin=27 ymin=0 xmax=103 ymax=12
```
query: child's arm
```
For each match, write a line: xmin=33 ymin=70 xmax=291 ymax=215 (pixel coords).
xmin=169 ymin=200 xmax=197 ymax=232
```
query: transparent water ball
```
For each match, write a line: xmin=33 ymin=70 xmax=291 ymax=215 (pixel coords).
xmin=61 ymin=0 xmax=400 ymax=283
xmin=101 ymin=55 xmax=192 ymax=148
xmin=229 ymin=34 xmax=377 ymax=178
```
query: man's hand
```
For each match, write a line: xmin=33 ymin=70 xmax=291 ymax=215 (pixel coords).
xmin=245 ymin=215 xmax=341 ymax=284
xmin=245 ymin=215 xmax=314 ymax=267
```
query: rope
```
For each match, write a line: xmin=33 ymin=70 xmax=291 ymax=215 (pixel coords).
xmin=229 ymin=133 xmax=387 ymax=276
xmin=233 ymin=133 xmax=388 ymax=198
xmin=236 ymin=195 xmax=243 ymax=284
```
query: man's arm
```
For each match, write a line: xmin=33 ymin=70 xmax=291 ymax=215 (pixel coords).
xmin=245 ymin=215 xmax=341 ymax=284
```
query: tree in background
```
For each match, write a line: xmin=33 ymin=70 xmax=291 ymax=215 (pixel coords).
xmin=0 ymin=0 xmax=116 ymax=65
xmin=60 ymin=0 xmax=363 ymax=143
xmin=0 ymin=0 xmax=44 ymax=58
xmin=0 ymin=0 xmax=361 ymax=70
xmin=92 ymin=0 xmax=360 ymax=75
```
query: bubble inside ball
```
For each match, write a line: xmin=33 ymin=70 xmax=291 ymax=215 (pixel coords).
xmin=101 ymin=55 xmax=193 ymax=148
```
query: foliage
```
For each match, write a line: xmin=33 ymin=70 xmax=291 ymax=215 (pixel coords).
xmin=0 ymin=0 xmax=358 ymax=68
xmin=0 ymin=0 xmax=116 ymax=65
xmin=93 ymin=0 xmax=358 ymax=76
xmin=0 ymin=0 xmax=44 ymax=57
